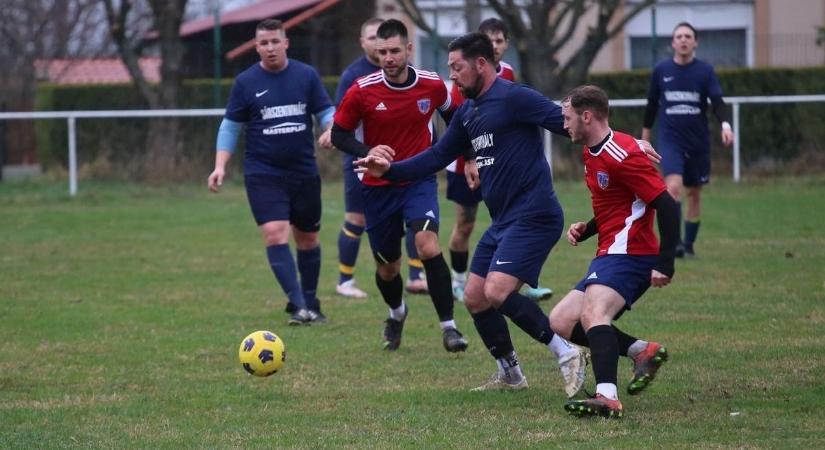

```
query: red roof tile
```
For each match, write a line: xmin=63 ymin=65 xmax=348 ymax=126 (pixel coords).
xmin=34 ymin=58 xmax=161 ymax=85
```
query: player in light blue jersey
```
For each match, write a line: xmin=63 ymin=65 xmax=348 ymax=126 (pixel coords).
xmin=208 ymin=19 xmax=334 ymax=325
xmin=642 ymin=22 xmax=734 ymax=257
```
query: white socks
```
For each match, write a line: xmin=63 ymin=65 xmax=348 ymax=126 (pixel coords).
xmin=496 ymin=351 xmax=524 ymax=382
xmin=596 ymin=383 xmax=618 ymax=400
xmin=389 ymin=301 xmax=407 ymax=321
xmin=439 ymin=319 xmax=457 ymax=331
xmin=548 ymin=334 xmax=578 ymax=361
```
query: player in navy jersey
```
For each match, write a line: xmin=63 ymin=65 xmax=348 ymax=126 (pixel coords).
xmin=318 ymin=18 xmax=429 ymax=300
xmin=331 ymin=19 xmax=469 ymax=353
xmin=551 ymin=85 xmax=679 ymax=418
xmin=445 ymin=18 xmax=553 ymax=305
xmin=642 ymin=22 xmax=734 ymax=257
xmin=207 ymin=19 xmax=334 ymax=325
xmin=354 ymin=32 xmax=588 ymax=396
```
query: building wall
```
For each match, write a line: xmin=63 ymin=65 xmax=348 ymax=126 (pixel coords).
xmin=755 ymin=0 xmax=825 ymax=67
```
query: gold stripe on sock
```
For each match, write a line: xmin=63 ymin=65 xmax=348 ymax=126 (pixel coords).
xmin=339 ymin=264 xmax=355 ymax=275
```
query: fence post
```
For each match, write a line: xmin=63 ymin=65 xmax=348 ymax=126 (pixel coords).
xmin=68 ymin=116 xmax=77 ymax=197
xmin=732 ymin=102 xmax=740 ymax=183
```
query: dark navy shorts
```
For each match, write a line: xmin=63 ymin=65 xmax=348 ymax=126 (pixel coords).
xmin=470 ymin=209 xmax=563 ymax=288
xmin=362 ymin=177 xmax=440 ymax=259
xmin=574 ymin=254 xmax=657 ymax=314
xmin=244 ymin=173 xmax=322 ymax=231
xmin=343 ymin=154 xmax=365 ymax=214
xmin=446 ymin=171 xmax=482 ymax=207
xmin=660 ymin=139 xmax=710 ymax=187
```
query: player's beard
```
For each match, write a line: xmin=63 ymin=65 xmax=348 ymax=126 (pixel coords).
xmin=458 ymin=70 xmax=484 ymax=99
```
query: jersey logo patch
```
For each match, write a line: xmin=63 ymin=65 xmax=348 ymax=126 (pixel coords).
xmin=375 ymin=102 xmax=387 ymax=111
xmin=425 ymin=210 xmax=436 ymax=219
xmin=587 ymin=271 xmax=598 ymax=280
xmin=417 ymin=98 xmax=431 ymax=114
xmin=597 ymin=171 xmax=609 ymax=189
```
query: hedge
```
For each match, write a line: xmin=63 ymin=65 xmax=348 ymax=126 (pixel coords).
xmin=34 ymin=66 xmax=825 ymax=179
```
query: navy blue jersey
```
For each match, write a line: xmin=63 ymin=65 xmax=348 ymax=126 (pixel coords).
xmin=335 ymin=55 xmax=380 ymax=105
xmin=647 ymin=58 xmax=723 ymax=154
xmin=225 ymin=60 xmax=332 ymax=176
xmin=386 ymin=78 xmax=568 ymax=224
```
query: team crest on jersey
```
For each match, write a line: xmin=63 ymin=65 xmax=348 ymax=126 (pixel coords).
xmin=597 ymin=171 xmax=609 ymax=189
xmin=417 ymin=98 xmax=431 ymax=114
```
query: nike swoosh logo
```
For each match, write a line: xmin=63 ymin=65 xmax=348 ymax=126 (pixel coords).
xmin=255 ymin=89 xmax=269 ymax=98
xmin=496 ymin=259 xmax=513 ymax=265
xmin=663 ymin=76 xmax=674 ymax=82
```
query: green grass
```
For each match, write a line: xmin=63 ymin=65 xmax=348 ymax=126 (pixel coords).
xmin=1 ymin=176 xmax=824 ymax=449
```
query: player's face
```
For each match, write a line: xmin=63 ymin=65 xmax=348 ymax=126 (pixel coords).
xmin=561 ymin=102 xmax=586 ymax=144
xmin=485 ymin=31 xmax=508 ymax=64
xmin=671 ymin=26 xmax=697 ymax=59
xmin=448 ymin=50 xmax=483 ymax=99
xmin=256 ymin=28 xmax=289 ymax=72
xmin=377 ymin=35 xmax=411 ymax=81
xmin=360 ymin=23 xmax=381 ymax=66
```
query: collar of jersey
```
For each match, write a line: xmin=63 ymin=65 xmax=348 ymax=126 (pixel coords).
xmin=588 ymin=129 xmax=614 ymax=156
xmin=382 ymin=66 xmax=418 ymax=91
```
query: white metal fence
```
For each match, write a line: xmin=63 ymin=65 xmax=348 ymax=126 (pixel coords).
xmin=1 ymin=95 xmax=824 ymax=196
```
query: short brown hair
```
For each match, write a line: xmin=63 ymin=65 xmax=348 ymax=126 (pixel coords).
xmin=563 ymin=85 xmax=609 ymax=120
xmin=257 ymin=19 xmax=284 ymax=33
xmin=361 ymin=17 xmax=384 ymax=35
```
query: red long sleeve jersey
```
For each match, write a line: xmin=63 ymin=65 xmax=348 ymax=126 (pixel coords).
xmin=334 ymin=67 xmax=452 ymax=186
xmin=584 ymin=130 xmax=667 ymax=256
xmin=447 ymin=61 xmax=515 ymax=174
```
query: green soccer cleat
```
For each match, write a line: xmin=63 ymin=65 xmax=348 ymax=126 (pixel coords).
xmin=524 ymin=286 xmax=553 ymax=301
xmin=627 ymin=342 xmax=669 ymax=395
xmin=564 ymin=394 xmax=624 ymax=419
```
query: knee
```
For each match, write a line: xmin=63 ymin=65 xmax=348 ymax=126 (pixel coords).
xmin=261 ymin=222 xmax=290 ymax=246
xmin=376 ymin=262 xmax=400 ymax=281
xmin=293 ymin=231 xmax=319 ymax=250
xmin=483 ymin=282 xmax=511 ymax=307
xmin=455 ymin=221 xmax=475 ymax=241
xmin=666 ymin=184 xmax=682 ymax=200
xmin=414 ymin=232 xmax=441 ymax=260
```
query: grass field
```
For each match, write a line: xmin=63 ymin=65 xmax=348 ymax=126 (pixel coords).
xmin=2 ymin=176 xmax=824 ymax=449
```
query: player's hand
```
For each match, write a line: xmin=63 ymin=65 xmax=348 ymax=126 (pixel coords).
xmin=650 ymin=269 xmax=671 ymax=287
xmin=317 ymin=129 xmax=333 ymax=149
xmin=464 ymin=159 xmax=480 ymax=190
xmin=368 ymin=145 xmax=395 ymax=162
xmin=721 ymin=127 xmax=734 ymax=147
xmin=566 ymin=222 xmax=588 ymax=246
xmin=208 ymin=168 xmax=225 ymax=193
xmin=641 ymin=128 xmax=652 ymax=143
xmin=353 ymin=154 xmax=391 ymax=177
xmin=636 ymin=139 xmax=662 ymax=164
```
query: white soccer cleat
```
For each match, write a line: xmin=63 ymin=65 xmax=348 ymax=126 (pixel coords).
xmin=471 ymin=373 xmax=528 ymax=392
xmin=336 ymin=279 xmax=367 ymax=298
xmin=558 ymin=348 xmax=588 ymax=398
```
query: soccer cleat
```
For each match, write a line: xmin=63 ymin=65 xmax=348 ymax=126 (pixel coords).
xmin=558 ymin=348 xmax=588 ymax=398
xmin=675 ymin=243 xmax=686 ymax=258
xmin=405 ymin=276 xmax=428 ymax=295
xmin=382 ymin=306 xmax=407 ymax=351
xmin=524 ymin=286 xmax=553 ymax=302
xmin=471 ymin=372 xmax=528 ymax=392
xmin=627 ymin=342 xmax=669 ymax=395
xmin=452 ymin=284 xmax=465 ymax=302
xmin=683 ymin=243 xmax=696 ymax=257
xmin=565 ymin=393 xmax=624 ymax=418
xmin=442 ymin=327 xmax=469 ymax=352
xmin=310 ymin=310 xmax=327 ymax=324
xmin=336 ymin=279 xmax=368 ymax=298
xmin=284 ymin=302 xmax=298 ymax=314
xmin=288 ymin=308 xmax=317 ymax=326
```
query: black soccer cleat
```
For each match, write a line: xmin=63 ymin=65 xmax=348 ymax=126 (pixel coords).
xmin=382 ymin=306 xmax=407 ymax=351
xmin=565 ymin=393 xmax=624 ymax=419
xmin=442 ymin=327 xmax=468 ymax=352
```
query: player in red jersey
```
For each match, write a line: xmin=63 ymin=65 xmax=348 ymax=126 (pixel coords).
xmin=548 ymin=85 xmax=680 ymax=418
xmin=445 ymin=18 xmax=553 ymax=304
xmin=332 ymin=19 xmax=469 ymax=353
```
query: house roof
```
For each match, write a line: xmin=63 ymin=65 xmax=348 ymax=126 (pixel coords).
xmin=179 ymin=0 xmax=325 ymax=37
xmin=34 ymin=58 xmax=161 ymax=85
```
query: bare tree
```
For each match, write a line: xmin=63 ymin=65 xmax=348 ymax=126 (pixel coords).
xmin=102 ymin=0 xmax=188 ymax=179
xmin=0 ymin=0 xmax=103 ymax=167
xmin=399 ymin=0 xmax=654 ymax=98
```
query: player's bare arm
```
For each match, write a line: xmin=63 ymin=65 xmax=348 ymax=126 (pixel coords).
xmin=208 ymin=150 xmax=233 ymax=193
xmin=317 ymin=128 xmax=333 ymax=149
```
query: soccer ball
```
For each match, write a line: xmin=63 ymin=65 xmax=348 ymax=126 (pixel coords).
xmin=238 ymin=330 xmax=286 ymax=377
